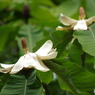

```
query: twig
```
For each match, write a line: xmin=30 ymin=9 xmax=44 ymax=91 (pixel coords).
xmin=42 ymin=82 xmax=52 ymax=95
xmin=36 ymin=76 xmax=52 ymax=95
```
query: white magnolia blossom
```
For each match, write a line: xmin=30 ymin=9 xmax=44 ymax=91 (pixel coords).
xmin=56 ymin=13 xmax=95 ymax=30
xmin=0 ymin=40 xmax=57 ymax=74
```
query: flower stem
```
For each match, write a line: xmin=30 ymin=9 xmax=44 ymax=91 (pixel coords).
xmin=42 ymin=82 xmax=52 ymax=95
xmin=36 ymin=76 xmax=52 ymax=95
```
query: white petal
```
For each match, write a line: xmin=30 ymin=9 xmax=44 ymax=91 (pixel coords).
xmin=37 ymin=49 xmax=57 ymax=60
xmin=86 ymin=16 xmax=95 ymax=25
xmin=57 ymin=26 xmax=63 ymax=28
xmin=10 ymin=56 xmax=24 ymax=74
xmin=36 ymin=40 xmax=53 ymax=55
xmin=23 ymin=53 xmax=36 ymax=68
xmin=0 ymin=64 xmax=14 ymax=73
xmin=56 ymin=26 xmax=64 ymax=30
xmin=24 ymin=53 xmax=49 ymax=72
xmin=60 ymin=13 xmax=78 ymax=26
xmin=74 ymin=20 xmax=87 ymax=30
xmin=0 ymin=64 xmax=14 ymax=68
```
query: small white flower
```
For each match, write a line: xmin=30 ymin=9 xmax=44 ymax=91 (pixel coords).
xmin=0 ymin=40 xmax=57 ymax=74
xmin=56 ymin=7 xmax=95 ymax=31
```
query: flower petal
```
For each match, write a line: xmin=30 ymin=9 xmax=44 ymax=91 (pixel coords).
xmin=36 ymin=40 xmax=53 ymax=55
xmin=0 ymin=64 xmax=14 ymax=68
xmin=37 ymin=49 xmax=57 ymax=60
xmin=60 ymin=13 xmax=78 ymax=26
xmin=86 ymin=16 xmax=95 ymax=25
xmin=24 ymin=53 xmax=49 ymax=72
xmin=56 ymin=26 xmax=64 ymax=30
xmin=0 ymin=64 xmax=14 ymax=73
xmin=74 ymin=20 xmax=87 ymax=30
xmin=10 ymin=56 xmax=24 ymax=74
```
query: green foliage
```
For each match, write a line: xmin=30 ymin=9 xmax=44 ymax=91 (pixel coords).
xmin=0 ymin=69 xmax=42 ymax=95
xmin=73 ymin=23 xmax=95 ymax=56
xmin=0 ymin=0 xmax=95 ymax=95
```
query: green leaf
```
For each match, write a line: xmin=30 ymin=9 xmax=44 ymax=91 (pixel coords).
xmin=44 ymin=60 xmax=89 ymax=95
xmin=51 ymin=0 xmax=80 ymax=17
xmin=29 ymin=0 xmax=58 ymax=27
xmin=16 ymin=24 xmax=43 ymax=54
xmin=84 ymin=0 xmax=95 ymax=17
xmin=0 ymin=73 xmax=9 ymax=91
xmin=85 ymin=53 xmax=95 ymax=73
xmin=37 ymin=71 xmax=53 ymax=84
xmin=0 ymin=23 xmax=18 ymax=51
xmin=68 ymin=39 xmax=83 ymax=66
xmin=73 ymin=23 xmax=95 ymax=56
xmin=53 ymin=59 xmax=95 ymax=95
xmin=0 ymin=69 xmax=42 ymax=95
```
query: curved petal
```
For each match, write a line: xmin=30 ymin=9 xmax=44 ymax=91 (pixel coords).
xmin=0 ymin=64 xmax=14 ymax=73
xmin=60 ymin=13 xmax=78 ymax=26
xmin=36 ymin=40 xmax=53 ymax=55
xmin=10 ymin=56 xmax=24 ymax=74
xmin=23 ymin=53 xmax=36 ymax=68
xmin=37 ymin=49 xmax=57 ymax=60
xmin=24 ymin=53 xmax=49 ymax=72
xmin=86 ymin=16 xmax=95 ymax=25
xmin=0 ymin=64 xmax=14 ymax=68
xmin=74 ymin=20 xmax=87 ymax=30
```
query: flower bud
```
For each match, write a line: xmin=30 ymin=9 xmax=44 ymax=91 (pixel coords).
xmin=21 ymin=37 xmax=28 ymax=53
xmin=79 ymin=7 xmax=86 ymax=19
xmin=22 ymin=5 xmax=30 ymax=23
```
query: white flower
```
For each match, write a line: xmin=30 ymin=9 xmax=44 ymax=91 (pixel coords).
xmin=0 ymin=40 xmax=57 ymax=74
xmin=56 ymin=13 xmax=95 ymax=31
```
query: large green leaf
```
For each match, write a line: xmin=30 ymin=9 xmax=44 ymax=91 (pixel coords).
xmin=84 ymin=0 xmax=95 ymax=17
xmin=53 ymin=59 xmax=95 ymax=95
xmin=68 ymin=39 xmax=83 ymax=66
xmin=16 ymin=24 xmax=43 ymax=54
xmin=51 ymin=0 xmax=80 ymax=17
xmin=0 ymin=73 xmax=9 ymax=91
xmin=73 ymin=23 xmax=95 ymax=56
xmin=0 ymin=21 xmax=19 ymax=51
xmin=85 ymin=53 xmax=95 ymax=73
xmin=0 ymin=69 xmax=42 ymax=95
xmin=44 ymin=60 xmax=89 ymax=95
xmin=30 ymin=0 xmax=58 ymax=27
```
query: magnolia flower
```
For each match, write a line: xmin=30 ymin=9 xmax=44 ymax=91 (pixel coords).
xmin=0 ymin=40 xmax=57 ymax=74
xmin=56 ymin=7 xmax=95 ymax=31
